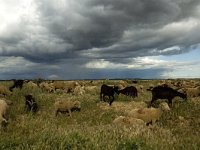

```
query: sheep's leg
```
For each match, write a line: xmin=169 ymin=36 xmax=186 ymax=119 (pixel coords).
xmin=68 ymin=109 xmax=72 ymax=117
xmin=103 ymin=95 xmax=106 ymax=102
xmin=100 ymin=93 xmax=102 ymax=101
xmin=55 ymin=110 xmax=59 ymax=116
xmin=109 ymin=96 xmax=114 ymax=106
xmin=168 ymin=99 xmax=172 ymax=107
xmin=150 ymin=97 xmax=157 ymax=107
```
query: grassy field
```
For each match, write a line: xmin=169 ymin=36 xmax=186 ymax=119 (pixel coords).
xmin=0 ymin=79 xmax=200 ymax=150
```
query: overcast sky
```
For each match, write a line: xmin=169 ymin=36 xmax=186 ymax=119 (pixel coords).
xmin=0 ymin=0 xmax=200 ymax=80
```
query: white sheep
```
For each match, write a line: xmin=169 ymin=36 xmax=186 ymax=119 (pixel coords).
xmin=113 ymin=116 xmax=145 ymax=126
xmin=0 ymin=99 xmax=9 ymax=129
xmin=126 ymin=102 xmax=170 ymax=125
xmin=26 ymin=81 xmax=38 ymax=88
xmin=185 ymin=87 xmax=200 ymax=97
xmin=117 ymin=84 xmax=125 ymax=90
xmin=54 ymin=98 xmax=81 ymax=117
xmin=84 ymin=86 xmax=98 ymax=93
xmin=73 ymin=86 xmax=85 ymax=95
xmin=118 ymin=80 xmax=128 ymax=87
xmin=39 ymin=82 xmax=54 ymax=92
xmin=137 ymin=85 xmax=144 ymax=93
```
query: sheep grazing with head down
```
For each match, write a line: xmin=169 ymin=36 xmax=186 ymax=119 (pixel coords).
xmin=0 ymin=99 xmax=9 ymax=129
xmin=54 ymin=99 xmax=81 ymax=117
xmin=118 ymin=86 xmax=138 ymax=98
xmin=149 ymin=86 xmax=187 ymax=107
xmin=24 ymin=95 xmax=38 ymax=113
xmin=126 ymin=102 xmax=170 ymax=125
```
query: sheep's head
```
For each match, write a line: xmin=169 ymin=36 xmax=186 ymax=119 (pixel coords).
xmin=179 ymin=91 xmax=187 ymax=101
xmin=159 ymin=102 xmax=170 ymax=111
xmin=72 ymin=101 xmax=81 ymax=111
xmin=25 ymin=94 xmax=33 ymax=101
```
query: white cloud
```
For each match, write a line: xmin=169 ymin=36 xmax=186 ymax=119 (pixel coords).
xmin=48 ymin=74 xmax=60 ymax=80
xmin=85 ymin=59 xmax=126 ymax=69
xmin=84 ymin=57 xmax=168 ymax=69
xmin=84 ymin=56 xmax=200 ymax=78
xmin=0 ymin=56 xmax=60 ymax=74
xmin=0 ymin=0 xmax=37 ymax=33
xmin=0 ymin=56 xmax=36 ymax=72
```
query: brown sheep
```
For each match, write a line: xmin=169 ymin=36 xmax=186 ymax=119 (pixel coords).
xmin=126 ymin=102 xmax=170 ymax=125
xmin=53 ymin=81 xmax=66 ymax=90
xmin=54 ymin=99 xmax=81 ymax=117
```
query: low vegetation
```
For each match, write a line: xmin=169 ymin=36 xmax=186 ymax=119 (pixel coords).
xmin=0 ymin=79 xmax=199 ymax=150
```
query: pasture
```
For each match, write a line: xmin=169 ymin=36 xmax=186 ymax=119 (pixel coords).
xmin=0 ymin=79 xmax=200 ymax=150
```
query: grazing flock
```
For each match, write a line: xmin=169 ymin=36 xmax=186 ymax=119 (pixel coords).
xmin=0 ymin=78 xmax=200 ymax=129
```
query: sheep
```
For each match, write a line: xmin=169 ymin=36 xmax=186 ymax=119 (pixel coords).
xmin=24 ymin=95 xmax=38 ymax=113
xmin=0 ymin=99 xmax=9 ymax=129
xmin=0 ymin=86 xmax=12 ymax=96
xmin=147 ymin=84 xmax=155 ymax=91
xmin=9 ymin=79 xmax=24 ymax=91
xmin=118 ymin=86 xmax=138 ymax=98
xmin=149 ymin=86 xmax=187 ymax=107
xmin=126 ymin=102 xmax=170 ymax=125
xmin=84 ymin=86 xmax=98 ymax=93
xmin=39 ymin=82 xmax=54 ymax=92
xmin=73 ymin=85 xmax=85 ymax=95
xmin=53 ymin=81 xmax=67 ymax=91
xmin=100 ymin=84 xmax=119 ymax=106
xmin=184 ymin=87 xmax=200 ymax=98
xmin=26 ymin=81 xmax=38 ymax=88
xmin=117 ymin=84 xmax=125 ymax=90
xmin=137 ymin=85 xmax=144 ymax=93
xmin=65 ymin=81 xmax=80 ymax=93
xmin=113 ymin=116 xmax=145 ymax=126
xmin=54 ymin=99 xmax=81 ymax=117
xmin=118 ymin=80 xmax=128 ymax=87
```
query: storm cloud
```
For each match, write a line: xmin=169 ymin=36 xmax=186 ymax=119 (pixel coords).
xmin=0 ymin=0 xmax=200 ymax=79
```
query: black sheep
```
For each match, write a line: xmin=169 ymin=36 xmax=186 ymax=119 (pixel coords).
xmin=150 ymin=86 xmax=187 ymax=107
xmin=9 ymin=79 xmax=24 ymax=91
xmin=118 ymin=86 xmax=138 ymax=98
xmin=100 ymin=84 xmax=119 ymax=106
xmin=24 ymin=95 xmax=38 ymax=113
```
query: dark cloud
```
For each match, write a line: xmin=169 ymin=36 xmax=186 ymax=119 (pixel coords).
xmin=0 ymin=0 xmax=200 ymax=79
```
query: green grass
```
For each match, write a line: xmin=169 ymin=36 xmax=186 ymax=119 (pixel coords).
xmin=0 ymin=80 xmax=200 ymax=150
